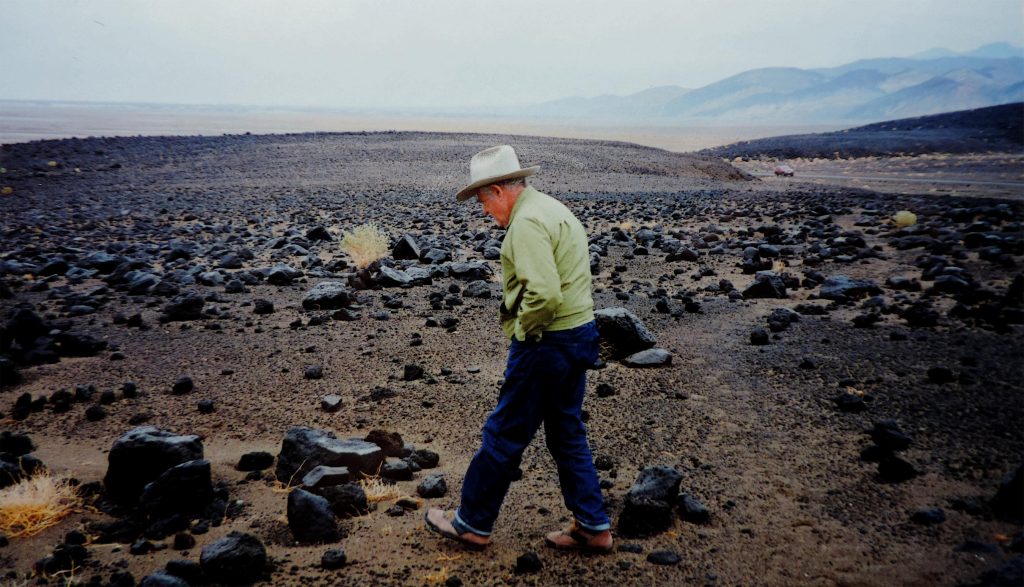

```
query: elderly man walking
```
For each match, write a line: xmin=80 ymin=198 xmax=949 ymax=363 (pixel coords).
xmin=425 ymin=145 xmax=612 ymax=553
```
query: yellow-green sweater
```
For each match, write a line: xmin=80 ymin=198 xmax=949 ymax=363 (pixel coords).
xmin=499 ymin=186 xmax=595 ymax=341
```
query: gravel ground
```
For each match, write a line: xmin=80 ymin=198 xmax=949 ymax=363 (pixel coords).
xmin=0 ymin=131 xmax=1022 ymax=587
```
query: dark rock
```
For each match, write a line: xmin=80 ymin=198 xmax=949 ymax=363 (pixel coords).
xmin=462 ymin=280 xmax=491 ymax=298
xmin=968 ymin=557 xmax=1024 ymax=587
xmin=622 ymin=348 xmax=672 ymax=367
xmin=870 ymin=420 xmax=912 ymax=451
xmin=402 ymin=363 xmax=424 ymax=381
xmin=992 ymin=464 xmax=1023 ymax=520
xmin=677 ymin=493 xmax=710 ymax=524
xmin=85 ymin=405 xmax=107 ymax=421
xmin=742 ymin=273 xmax=787 ymax=299
xmin=199 ymin=532 xmax=267 ymax=585
xmin=275 ymin=427 xmax=384 ymax=482
xmin=104 ymin=426 xmax=204 ymax=504
xmin=392 ymin=234 xmax=421 ymax=260
xmin=321 ymin=394 xmax=343 ymax=412
xmin=381 ymin=459 xmax=413 ymax=481
xmin=253 ymin=299 xmax=275 ymax=315
xmin=596 ymin=383 xmax=616 ymax=398
xmin=138 ymin=572 xmax=190 ymax=587
xmin=750 ymin=327 xmax=770 ymax=345
xmin=237 ymin=451 xmax=274 ymax=471
xmin=306 ymin=226 xmax=333 ymax=241
xmin=165 ymin=559 xmax=203 ymax=583
xmin=594 ymin=307 xmax=657 ymax=359
xmin=301 ymin=465 xmax=351 ymax=489
xmin=910 ymin=507 xmax=945 ymax=525
xmin=515 ymin=552 xmax=543 ymax=574
xmin=161 ymin=293 xmax=205 ymax=322
xmin=376 ymin=265 xmax=413 ymax=288
xmin=409 ymin=448 xmax=440 ymax=469
xmin=316 ymin=483 xmax=369 ymax=517
xmin=302 ymin=282 xmax=351 ymax=310
xmin=288 ymin=488 xmax=340 ymax=543
xmin=878 ymin=455 xmax=918 ymax=483
xmin=321 ymin=548 xmax=347 ymax=570
xmin=266 ymin=263 xmax=302 ymax=286
xmin=140 ymin=459 xmax=213 ymax=516
xmin=766 ymin=307 xmax=800 ymax=332
xmin=0 ymin=432 xmax=34 ymax=456
xmin=448 ymin=261 xmax=493 ymax=281
xmin=365 ymin=429 xmax=405 ymax=457
xmin=417 ymin=473 xmax=447 ymax=498
xmin=304 ymin=365 xmax=323 ymax=380
xmin=833 ymin=392 xmax=866 ymax=413
xmin=56 ymin=331 xmax=108 ymax=356
xmin=619 ymin=466 xmax=683 ymax=538
xmin=927 ymin=366 xmax=957 ymax=384
xmin=171 ymin=376 xmax=194 ymax=395
xmin=819 ymin=276 xmax=883 ymax=302
xmin=647 ymin=550 xmax=682 ymax=565
xmin=173 ymin=532 xmax=196 ymax=550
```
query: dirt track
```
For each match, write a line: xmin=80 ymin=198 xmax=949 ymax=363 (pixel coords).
xmin=1 ymin=131 xmax=1022 ymax=586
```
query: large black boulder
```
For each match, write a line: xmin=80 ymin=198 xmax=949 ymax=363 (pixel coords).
xmin=139 ymin=459 xmax=213 ymax=516
xmin=287 ymin=488 xmax=340 ymax=543
xmin=104 ymin=426 xmax=204 ymax=504
xmin=199 ymin=532 xmax=267 ymax=585
xmin=594 ymin=307 xmax=656 ymax=359
xmin=275 ymin=427 xmax=384 ymax=483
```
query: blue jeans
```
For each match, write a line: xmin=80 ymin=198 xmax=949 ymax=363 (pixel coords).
xmin=455 ymin=321 xmax=610 ymax=536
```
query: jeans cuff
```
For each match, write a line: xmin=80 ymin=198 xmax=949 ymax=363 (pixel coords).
xmin=454 ymin=509 xmax=491 ymax=537
xmin=575 ymin=518 xmax=611 ymax=532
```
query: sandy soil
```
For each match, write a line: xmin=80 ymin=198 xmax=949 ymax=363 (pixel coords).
xmin=0 ymin=131 xmax=1022 ymax=586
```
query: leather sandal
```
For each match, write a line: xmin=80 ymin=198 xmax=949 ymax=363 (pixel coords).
xmin=424 ymin=508 xmax=490 ymax=551
xmin=544 ymin=521 xmax=613 ymax=553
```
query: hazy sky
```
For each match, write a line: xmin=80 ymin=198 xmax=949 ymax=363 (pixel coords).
xmin=2 ymin=0 xmax=1022 ymax=109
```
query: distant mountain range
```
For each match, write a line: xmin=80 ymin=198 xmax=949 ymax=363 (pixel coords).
xmin=521 ymin=42 xmax=1024 ymax=124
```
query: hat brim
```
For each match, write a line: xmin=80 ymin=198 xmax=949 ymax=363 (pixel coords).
xmin=456 ymin=166 xmax=539 ymax=202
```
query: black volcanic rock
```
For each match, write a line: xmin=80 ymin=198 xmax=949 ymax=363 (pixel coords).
xmin=275 ymin=427 xmax=384 ymax=482
xmin=104 ymin=426 xmax=204 ymax=504
xmin=288 ymin=488 xmax=340 ymax=543
xmin=619 ymin=466 xmax=683 ymax=538
xmin=161 ymin=293 xmax=205 ymax=322
xmin=594 ymin=307 xmax=656 ymax=359
xmin=199 ymin=532 xmax=267 ymax=584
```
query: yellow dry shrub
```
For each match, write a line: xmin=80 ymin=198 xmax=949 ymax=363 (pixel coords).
xmin=358 ymin=475 xmax=403 ymax=503
xmin=340 ymin=223 xmax=389 ymax=269
xmin=0 ymin=471 xmax=81 ymax=539
xmin=893 ymin=210 xmax=917 ymax=227
xmin=423 ymin=566 xmax=450 ymax=585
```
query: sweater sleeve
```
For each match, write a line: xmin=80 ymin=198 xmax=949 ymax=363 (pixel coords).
xmin=507 ymin=216 xmax=563 ymax=340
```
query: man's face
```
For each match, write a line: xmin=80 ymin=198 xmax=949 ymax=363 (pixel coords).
xmin=476 ymin=185 xmax=513 ymax=227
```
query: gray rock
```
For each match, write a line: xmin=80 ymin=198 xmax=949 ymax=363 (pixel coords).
xmin=376 ymin=265 xmax=413 ymax=288
xmin=320 ymin=394 xmax=343 ymax=412
xmin=321 ymin=548 xmax=347 ymax=570
xmin=199 ymin=532 xmax=267 ymax=584
xmin=421 ymin=248 xmax=451 ymax=265
xmin=742 ymin=273 xmax=788 ymax=299
xmin=275 ymin=427 xmax=384 ymax=482
xmin=288 ymin=488 xmax=339 ymax=543
xmin=381 ymin=459 xmax=413 ymax=481
xmin=316 ymin=483 xmax=368 ymax=517
xmin=677 ymin=493 xmax=710 ymax=524
xmin=104 ymin=426 xmax=204 ymax=504
xmin=622 ymin=348 xmax=672 ymax=367
xmin=448 ymin=261 xmax=493 ymax=280
xmin=139 ymin=572 xmax=190 ymax=587
xmin=302 ymin=282 xmax=351 ymax=310
xmin=463 ymin=280 xmax=491 ymax=298
xmin=267 ymin=263 xmax=303 ymax=286
xmin=302 ymin=465 xmax=351 ymax=490
xmin=594 ymin=307 xmax=657 ymax=359
xmin=647 ymin=550 xmax=682 ymax=565
xmin=819 ymin=276 xmax=883 ymax=302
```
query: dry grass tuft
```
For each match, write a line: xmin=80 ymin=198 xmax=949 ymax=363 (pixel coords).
xmin=617 ymin=220 xmax=634 ymax=231
xmin=340 ymin=223 xmax=390 ymax=269
xmin=771 ymin=259 xmax=787 ymax=273
xmin=423 ymin=566 xmax=450 ymax=585
xmin=358 ymin=475 xmax=402 ymax=503
xmin=892 ymin=210 xmax=917 ymax=228
xmin=0 ymin=471 xmax=81 ymax=539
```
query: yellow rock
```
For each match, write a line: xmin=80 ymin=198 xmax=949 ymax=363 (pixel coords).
xmin=47 ymin=160 xmax=58 ymax=167
xmin=1 ymin=186 xmax=12 ymax=196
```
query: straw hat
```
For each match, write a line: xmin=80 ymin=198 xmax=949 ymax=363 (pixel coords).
xmin=455 ymin=145 xmax=539 ymax=202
